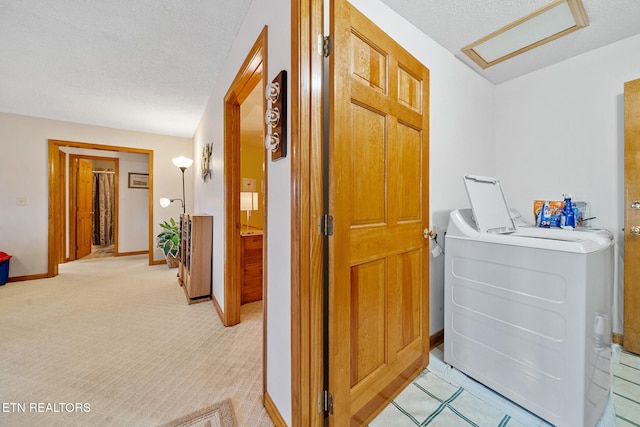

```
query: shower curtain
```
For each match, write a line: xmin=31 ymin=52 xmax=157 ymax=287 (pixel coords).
xmin=92 ymin=172 xmax=115 ymax=246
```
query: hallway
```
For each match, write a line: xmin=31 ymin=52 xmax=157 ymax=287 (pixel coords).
xmin=0 ymin=255 xmax=271 ymax=426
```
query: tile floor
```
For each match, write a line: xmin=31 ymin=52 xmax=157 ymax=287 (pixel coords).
xmin=370 ymin=345 xmax=640 ymax=427
xmin=614 ymin=349 xmax=640 ymax=426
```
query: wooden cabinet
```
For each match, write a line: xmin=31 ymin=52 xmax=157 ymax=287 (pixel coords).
xmin=179 ymin=214 xmax=212 ymax=304
xmin=240 ymin=230 xmax=263 ymax=304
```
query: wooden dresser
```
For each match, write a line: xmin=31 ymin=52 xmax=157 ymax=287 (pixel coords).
xmin=179 ymin=213 xmax=212 ymax=304
xmin=240 ymin=229 xmax=263 ymax=304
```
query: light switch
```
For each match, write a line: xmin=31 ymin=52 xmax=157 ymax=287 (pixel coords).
xmin=16 ymin=197 xmax=26 ymax=206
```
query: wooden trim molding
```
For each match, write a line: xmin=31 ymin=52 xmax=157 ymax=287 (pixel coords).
xmin=48 ymin=141 xmax=62 ymax=277
xmin=118 ymin=250 xmax=149 ymax=257
xmin=211 ymin=294 xmax=225 ymax=322
xmin=7 ymin=273 xmax=48 ymax=283
xmin=430 ymin=330 xmax=445 ymax=349
xmin=264 ymin=392 xmax=286 ymax=426
xmin=462 ymin=0 xmax=588 ymax=69
xmin=613 ymin=333 xmax=624 ymax=346
xmin=290 ymin=0 xmax=324 ymax=425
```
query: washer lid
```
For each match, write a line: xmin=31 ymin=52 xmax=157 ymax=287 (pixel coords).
xmin=463 ymin=174 xmax=515 ymax=234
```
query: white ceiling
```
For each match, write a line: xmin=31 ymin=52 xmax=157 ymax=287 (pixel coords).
xmin=1 ymin=1 xmax=639 ymax=138
xmin=379 ymin=0 xmax=640 ymax=84
xmin=0 ymin=0 xmax=253 ymax=138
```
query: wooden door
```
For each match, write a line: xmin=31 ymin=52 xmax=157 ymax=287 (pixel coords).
xmin=328 ymin=2 xmax=430 ymax=425
xmin=76 ymin=159 xmax=93 ymax=259
xmin=625 ymin=78 xmax=640 ymax=354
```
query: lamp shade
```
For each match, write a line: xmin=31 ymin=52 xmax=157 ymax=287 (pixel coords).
xmin=159 ymin=198 xmax=171 ymax=208
xmin=172 ymin=156 xmax=193 ymax=169
xmin=240 ymin=192 xmax=258 ymax=211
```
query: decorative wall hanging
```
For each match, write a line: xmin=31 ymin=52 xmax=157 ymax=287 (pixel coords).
xmin=265 ymin=70 xmax=287 ymax=161
xmin=201 ymin=143 xmax=212 ymax=182
xmin=128 ymin=173 xmax=149 ymax=189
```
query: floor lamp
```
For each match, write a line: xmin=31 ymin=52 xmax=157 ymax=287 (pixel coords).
xmin=159 ymin=197 xmax=184 ymax=211
xmin=159 ymin=156 xmax=192 ymax=277
xmin=170 ymin=156 xmax=193 ymax=214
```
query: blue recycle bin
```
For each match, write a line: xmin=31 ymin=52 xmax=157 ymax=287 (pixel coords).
xmin=0 ymin=252 xmax=11 ymax=285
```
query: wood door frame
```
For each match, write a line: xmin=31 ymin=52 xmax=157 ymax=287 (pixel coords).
xmin=223 ymin=27 xmax=267 ymax=327
xmin=291 ymin=0 xmax=325 ymax=425
xmin=47 ymin=139 xmax=153 ymax=277
xmin=68 ymin=155 xmax=120 ymax=261
xmin=624 ymin=78 xmax=640 ymax=354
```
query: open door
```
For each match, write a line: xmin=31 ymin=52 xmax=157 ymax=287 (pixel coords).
xmin=327 ymin=1 xmax=430 ymax=425
xmin=76 ymin=159 xmax=94 ymax=259
xmin=624 ymin=78 xmax=640 ymax=354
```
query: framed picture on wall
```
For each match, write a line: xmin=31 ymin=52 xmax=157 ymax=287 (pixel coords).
xmin=128 ymin=173 xmax=149 ymax=189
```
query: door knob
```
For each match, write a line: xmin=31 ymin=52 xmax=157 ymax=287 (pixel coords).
xmin=631 ymin=226 xmax=640 ymax=235
xmin=424 ymin=229 xmax=436 ymax=240
xmin=631 ymin=201 xmax=640 ymax=209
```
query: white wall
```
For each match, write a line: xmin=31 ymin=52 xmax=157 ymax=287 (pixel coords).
xmin=495 ymin=34 xmax=640 ymax=334
xmin=192 ymin=0 xmax=292 ymax=423
xmin=118 ymin=153 xmax=150 ymax=253
xmin=349 ymin=0 xmax=496 ymax=334
xmin=0 ymin=112 xmax=192 ymax=277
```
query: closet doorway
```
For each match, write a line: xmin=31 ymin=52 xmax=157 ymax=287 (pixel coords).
xmin=68 ymin=155 xmax=118 ymax=261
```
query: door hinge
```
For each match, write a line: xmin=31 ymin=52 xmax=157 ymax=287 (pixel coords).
xmin=318 ymin=390 xmax=334 ymax=414
xmin=318 ymin=214 xmax=334 ymax=236
xmin=317 ymin=34 xmax=332 ymax=57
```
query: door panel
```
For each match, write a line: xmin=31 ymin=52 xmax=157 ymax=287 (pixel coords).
xmin=624 ymin=78 xmax=640 ymax=354
xmin=329 ymin=1 xmax=430 ymax=425
xmin=77 ymin=159 xmax=93 ymax=259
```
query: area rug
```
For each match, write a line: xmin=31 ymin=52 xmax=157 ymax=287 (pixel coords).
xmin=159 ymin=400 xmax=236 ymax=427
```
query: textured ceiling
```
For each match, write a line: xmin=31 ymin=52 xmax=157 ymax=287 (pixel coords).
xmin=0 ymin=0 xmax=253 ymax=137
xmin=379 ymin=0 xmax=640 ymax=84
xmin=1 ymin=1 xmax=639 ymax=138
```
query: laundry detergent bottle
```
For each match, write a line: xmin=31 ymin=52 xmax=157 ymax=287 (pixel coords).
xmin=562 ymin=194 xmax=575 ymax=228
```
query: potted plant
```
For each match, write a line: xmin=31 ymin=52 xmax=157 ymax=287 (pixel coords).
xmin=157 ymin=218 xmax=180 ymax=268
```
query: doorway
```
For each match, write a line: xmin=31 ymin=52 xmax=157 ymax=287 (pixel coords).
xmin=68 ymin=155 xmax=119 ymax=261
xmin=326 ymin=2 xmax=430 ymax=424
xmin=239 ymin=83 xmax=266 ymax=305
xmin=222 ymin=24 xmax=268 ymax=412
xmin=47 ymin=139 xmax=154 ymax=277
xmin=289 ymin=0 xmax=431 ymax=424
xmin=223 ymin=27 xmax=268 ymax=327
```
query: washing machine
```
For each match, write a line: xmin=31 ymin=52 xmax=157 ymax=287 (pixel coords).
xmin=444 ymin=175 xmax=613 ymax=427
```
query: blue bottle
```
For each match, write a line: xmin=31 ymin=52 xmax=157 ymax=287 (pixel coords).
xmin=562 ymin=194 xmax=575 ymax=228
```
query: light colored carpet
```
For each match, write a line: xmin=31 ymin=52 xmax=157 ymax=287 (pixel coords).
xmin=0 ymin=255 xmax=273 ymax=427
xmin=159 ymin=399 xmax=236 ymax=427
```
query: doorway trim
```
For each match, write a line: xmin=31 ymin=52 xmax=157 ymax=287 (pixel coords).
xmin=47 ymin=139 xmax=154 ymax=277
xmin=223 ymin=27 xmax=268 ymax=327
xmin=290 ymin=0 xmax=325 ymax=425
xmin=68 ymin=154 xmax=120 ymax=261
